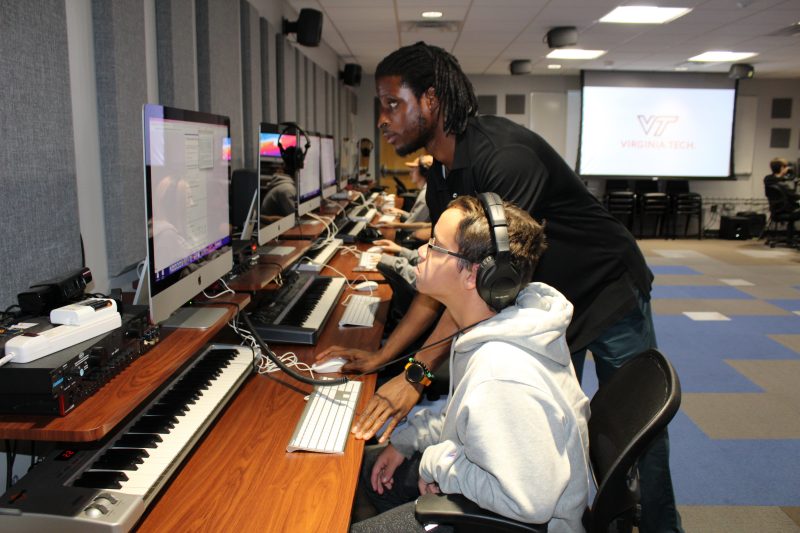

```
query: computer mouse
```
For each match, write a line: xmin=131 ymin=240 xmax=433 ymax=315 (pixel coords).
xmin=367 ymin=245 xmax=383 ymax=253
xmin=311 ymin=357 xmax=348 ymax=373
xmin=354 ymin=280 xmax=379 ymax=291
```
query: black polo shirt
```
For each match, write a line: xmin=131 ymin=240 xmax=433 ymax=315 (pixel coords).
xmin=427 ymin=115 xmax=653 ymax=351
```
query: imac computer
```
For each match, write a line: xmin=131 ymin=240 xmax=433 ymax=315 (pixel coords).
xmin=320 ymin=134 xmax=337 ymax=199
xmin=141 ymin=103 xmax=233 ymax=329
xmin=257 ymin=122 xmax=297 ymax=244
xmin=297 ymin=131 xmax=321 ymax=217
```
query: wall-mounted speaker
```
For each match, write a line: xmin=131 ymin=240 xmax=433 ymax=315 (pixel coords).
xmin=282 ymin=8 xmax=323 ymax=47
xmin=546 ymin=26 xmax=578 ymax=48
xmin=509 ymin=60 xmax=532 ymax=75
xmin=341 ymin=63 xmax=362 ymax=87
xmin=728 ymin=63 xmax=754 ymax=79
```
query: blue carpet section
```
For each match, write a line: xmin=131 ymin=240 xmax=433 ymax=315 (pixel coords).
xmin=655 ymin=315 xmax=800 ymax=393
xmin=651 ymin=285 xmax=756 ymax=299
xmin=670 ymin=413 xmax=800 ymax=506
xmin=649 ymin=265 xmax=702 ymax=275
xmin=766 ymin=298 xmax=800 ymax=311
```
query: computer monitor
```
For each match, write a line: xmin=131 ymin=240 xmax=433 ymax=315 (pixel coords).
xmin=257 ymin=122 xmax=297 ymax=244
xmin=142 ymin=103 xmax=233 ymax=329
xmin=297 ymin=131 xmax=321 ymax=216
xmin=320 ymin=135 xmax=337 ymax=199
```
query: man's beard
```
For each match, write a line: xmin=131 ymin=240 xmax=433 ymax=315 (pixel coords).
xmin=395 ymin=114 xmax=434 ymax=156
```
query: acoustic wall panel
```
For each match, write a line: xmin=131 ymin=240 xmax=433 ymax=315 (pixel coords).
xmin=0 ymin=2 xmax=82 ymax=309
xmin=240 ymin=0 xmax=261 ymax=169
xmin=92 ymin=0 xmax=149 ymax=276
xmin=315 ymin=64 xmax=326 ymax=134
xmin=296 ymin=50 xmax=306 ymax=128
xmin=155 ymin=0 xmax=197 ymax=110
xmin=196 ymin=0 xmax=244 ymax=168
xmin=276 ymin=34 xmax=296 ymax=123
xmin=260 ymin=18 xmax=277 ymax=123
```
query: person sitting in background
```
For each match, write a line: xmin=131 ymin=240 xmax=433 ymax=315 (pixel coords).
xmin=381 ymin=155 xmax=432 ymax=227
xmin=764 ymin=157 xmax=799 ymax=206
xmin=350 ymin=195 xmax=590 ymax=533
xmin=260 ymin=160 xmax=297 ymax=219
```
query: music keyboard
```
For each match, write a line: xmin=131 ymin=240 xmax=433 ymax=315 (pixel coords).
xmin=295 ymin=238 xmax=343 ymax=272
xmin=336 ymin=219 xmax=365 ymax=243
xmin=248 ymin=272 xmax=346 ymax=345
xmin=0 ymin=344 xmax=252 ymax=533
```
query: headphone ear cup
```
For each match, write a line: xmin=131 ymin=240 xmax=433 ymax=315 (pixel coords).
xmin=476 ymin=255 xmax=524 ymax=311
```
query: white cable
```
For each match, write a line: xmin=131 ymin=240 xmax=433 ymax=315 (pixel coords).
xmin=256 ymin=349 xmax=316 ymax=377
xmin=202 ymin=278 xmax=235 ymax=299
xmin=0 ymin=354 xmax=15 ymax=368
xmin=318 ymin=263 xmax=368 ymax=291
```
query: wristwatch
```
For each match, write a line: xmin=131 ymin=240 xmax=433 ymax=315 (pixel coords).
xmin=404 ymin=357 xmax=434 ymax=387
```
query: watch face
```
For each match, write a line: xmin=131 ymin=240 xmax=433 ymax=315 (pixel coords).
xmin=406 ymin=363 xmax=424 ymax=383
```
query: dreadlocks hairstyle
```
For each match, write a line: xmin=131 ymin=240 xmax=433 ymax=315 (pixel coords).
xmin=375 ymin=41 xmax=478 ymax=136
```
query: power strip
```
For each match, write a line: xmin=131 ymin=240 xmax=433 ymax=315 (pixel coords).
xmin=4 ymin=313 xmax=122 ymax=364
xmin=50 ymin=298 xmax=117 ymax=326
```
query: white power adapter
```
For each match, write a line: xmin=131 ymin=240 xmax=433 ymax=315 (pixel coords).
xmin=50 ymin=298 xmax=118 ymax=326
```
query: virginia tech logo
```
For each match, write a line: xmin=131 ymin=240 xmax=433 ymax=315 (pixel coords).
xmin=637 ymin=115 xmax=678 ymax=136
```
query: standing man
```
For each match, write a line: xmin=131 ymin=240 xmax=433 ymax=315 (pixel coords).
xmin=317 ymin=41 xmax=681 ymax=532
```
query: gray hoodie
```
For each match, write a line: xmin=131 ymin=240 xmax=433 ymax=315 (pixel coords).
xmin=390 ymin=282 xmax=590 ymax=532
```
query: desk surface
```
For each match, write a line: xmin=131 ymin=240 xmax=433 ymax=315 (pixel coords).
xmin=137 ymin=284 xmax=391 ymax=533
xmin=0 ymin=294 xmax=249 ymax=442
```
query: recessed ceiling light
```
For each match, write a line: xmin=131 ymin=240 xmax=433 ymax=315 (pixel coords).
xmin=546 ymin=49 xmax=606 ymax=60
xmin=422 ymin=11 xmax=443 ymax=19
xmin=674 ymin=66 xmax=689 ymax=71
xmin=688 ymin=51 xmax=757 ymax=62
xmin=547 ymin=64 xmax=562 ymax=70
xmin=600 ymin=6 xmax=691 ymax=24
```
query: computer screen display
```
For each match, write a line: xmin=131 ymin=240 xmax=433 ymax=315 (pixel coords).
xmin=143 ymin=104 xmax=233 ymax=326
xmin=257 ymin=122 xmax=296 ymax=245
xmin=320 ymin=135 xmax=336 ymax=199
xmin=297 ymin=132 xmax=321 ymax=216
xmin=578 ymin=71 xmax=736 ymax=179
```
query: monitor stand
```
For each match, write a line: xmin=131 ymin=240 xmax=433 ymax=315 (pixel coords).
xmin=161 ymin=307 xmax=228 ymax=330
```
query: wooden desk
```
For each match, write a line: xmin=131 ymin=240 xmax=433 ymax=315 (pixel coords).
xmin=0 ymin=294 xmax=249 ymax=442
xmin=226 ymin=240 xmax=311 ymax=293
xmin=281 ymin=217 xmax=328 ymax=240
xmin=137 ymin=284 xmax=392 ymax=533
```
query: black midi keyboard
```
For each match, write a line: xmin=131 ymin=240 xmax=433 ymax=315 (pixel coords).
xmin=247 ymin=271 xmax=346 ymax=345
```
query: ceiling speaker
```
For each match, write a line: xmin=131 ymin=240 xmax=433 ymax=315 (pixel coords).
xmin=509 ymin=60 xmax=532 ymax=75
xmin=282 ymin=8 xmax=323 ymax=47
xmin=546 ymin=26 xmax=578 ymax=48
xmin=340 ymin=63 xmax=362 ymax=87
xmin=728 ymin=63 xmax=754 ymax=79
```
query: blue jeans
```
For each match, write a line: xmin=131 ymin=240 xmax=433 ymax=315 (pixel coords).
xmin=571 ymin=293 xmax=684 ymax=533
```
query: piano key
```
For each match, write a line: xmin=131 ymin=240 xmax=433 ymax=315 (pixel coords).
xmin=73 ymin=470 xmax=129 ymax=490
xmin=114 ymin=433 xmax=163 ymax=449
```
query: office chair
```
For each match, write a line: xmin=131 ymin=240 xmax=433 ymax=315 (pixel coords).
xmin=415 ymin=348 xmax=681 ymax=533
xmin=764 ymin=185 xmax=800 ymax=248
xmin=669 ymin=192 xmax=703 ymax=239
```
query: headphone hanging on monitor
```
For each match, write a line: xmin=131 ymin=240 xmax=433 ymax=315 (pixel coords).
xmin=278 ymin=122 xmax=311 ymax=172
xmin=476 ymin=192 xmax=524 ymax=312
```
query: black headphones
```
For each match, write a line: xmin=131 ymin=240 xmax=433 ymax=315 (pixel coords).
xmin=278 ymin=122 xmax=311 ymax=172
xmin=476 ymin=192 xmax=524 ymax=312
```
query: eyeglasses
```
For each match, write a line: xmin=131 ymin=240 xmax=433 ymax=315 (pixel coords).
xmin=426 ymin=237 xmax=471 ymax=262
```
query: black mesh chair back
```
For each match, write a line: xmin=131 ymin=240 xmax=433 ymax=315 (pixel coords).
xmin=586 ymin=349 xmax=681 ymax=533
xmin=393 ymin=175 xmax=409 ymax=194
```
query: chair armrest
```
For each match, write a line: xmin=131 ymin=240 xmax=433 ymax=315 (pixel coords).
xmin=415 ymin=493 xmax=548 ymax=533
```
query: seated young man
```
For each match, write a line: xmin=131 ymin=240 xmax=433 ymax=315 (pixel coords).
xmin=350 ymin=195 xmax=590 ymax=533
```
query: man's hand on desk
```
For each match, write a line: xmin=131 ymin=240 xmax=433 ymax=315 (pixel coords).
xmin=352 ymin=374 xmax=422 ymax=442
xmin=314 ymin=346 xmax=384 ymax=374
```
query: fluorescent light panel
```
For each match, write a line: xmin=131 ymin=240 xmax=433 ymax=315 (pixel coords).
xmin=546 ymin=49 xmax=606 ymax=60
xmin=422 ymin=11 xmax=442 ymax=18
xmin=547 ymin=64 xmax=562 ymax=69
xmin=600 ymin=6 xmax=691 ymax=24
xmin=688 ymin=51 xmax=757 ymax=62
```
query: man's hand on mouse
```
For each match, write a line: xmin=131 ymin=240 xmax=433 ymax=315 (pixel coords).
xmin=372 ymin=239 xmax=402 ymax=254
xmin=314 ymin=346 xmax=384 ymax=374
xmin=352 ymin=374 xmax=423 ymax=442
